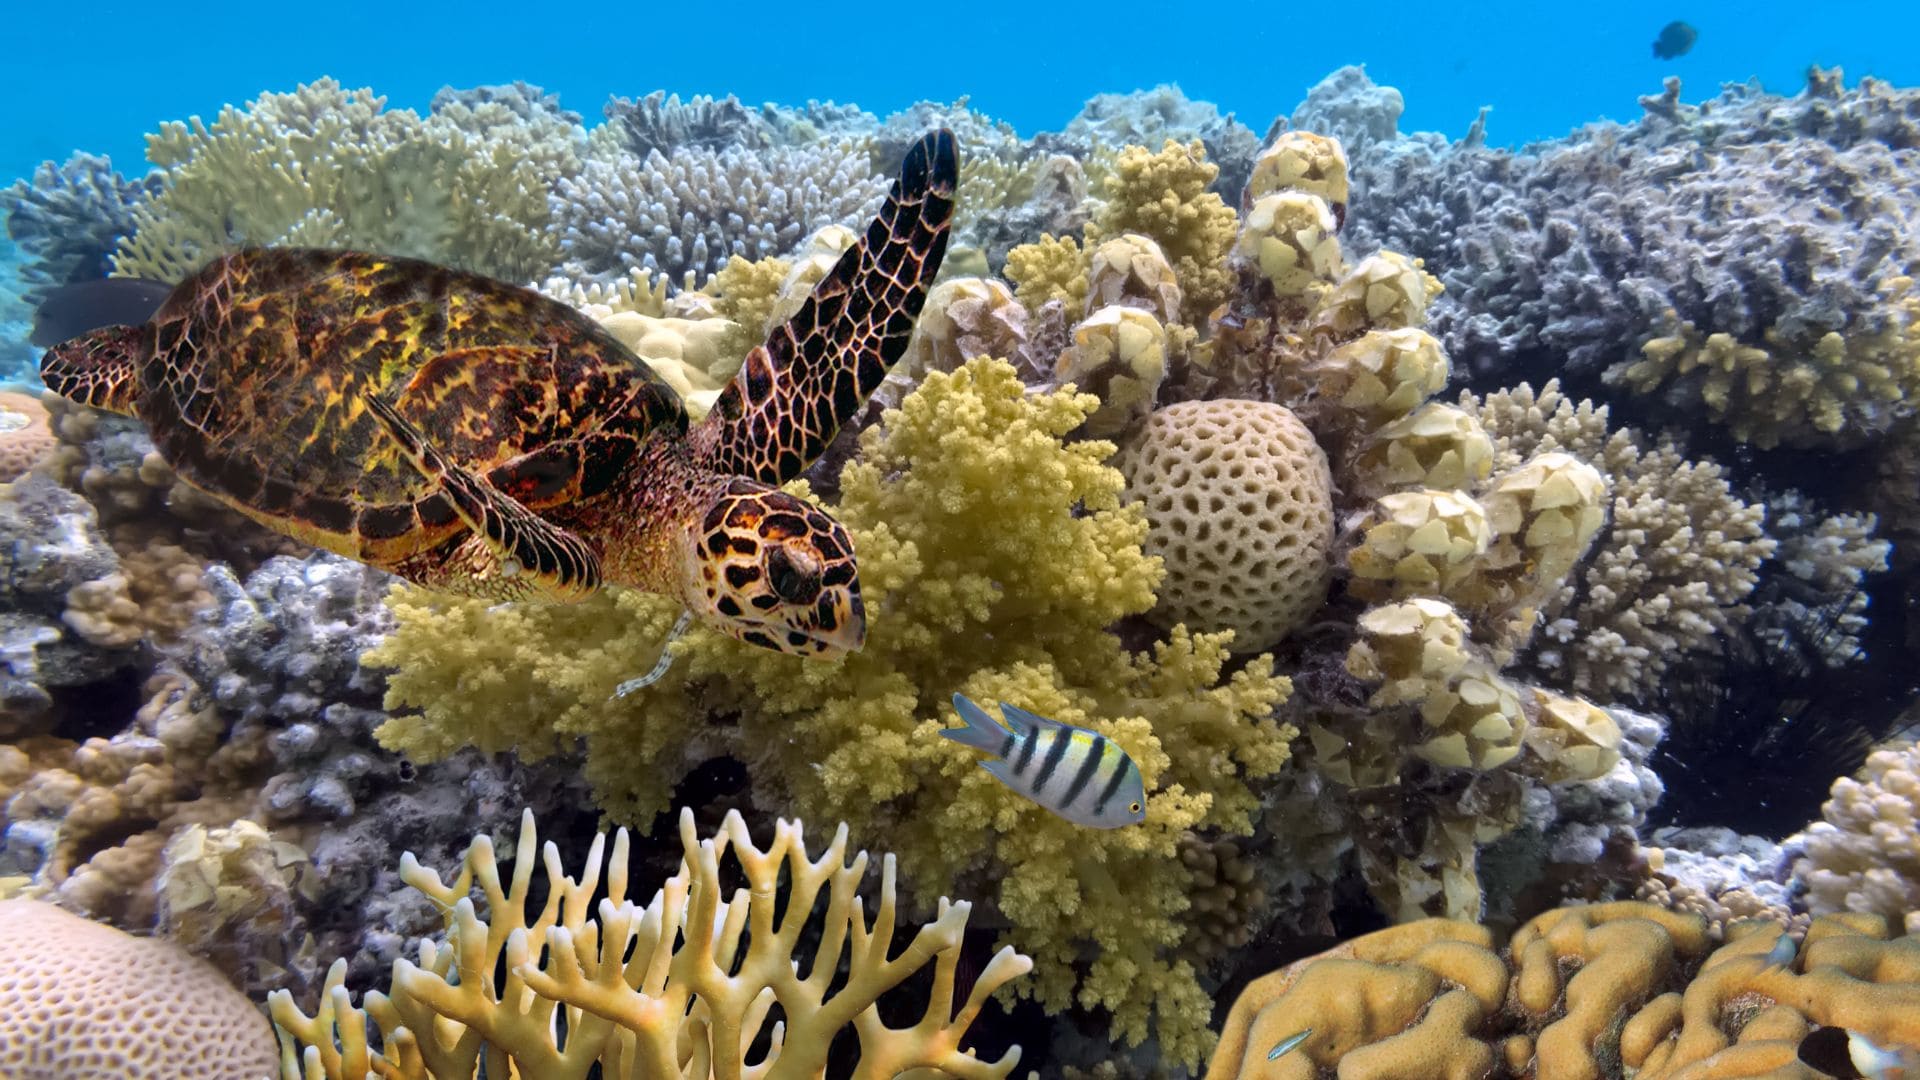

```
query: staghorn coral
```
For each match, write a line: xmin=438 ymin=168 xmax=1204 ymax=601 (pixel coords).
xmin=1749 ymin=493 xmax=1891 ymax=669
xmin=1461 ymin=381 xmax=1777 ymax=701
xmin=270 ymin=807 xmax=1029 ymax=1080
xmin=1793 ymin=741 xmax=1920 ymax=934
xmin=551 ymin=140 xmax=886 ymax=285
xmin=369 ymin=358 xmax=1297 ymax=1067
xmin=0 ymin=898 xmax=279 ymax=1079
xmin=112 ymin=78 xmax=562 ymax=285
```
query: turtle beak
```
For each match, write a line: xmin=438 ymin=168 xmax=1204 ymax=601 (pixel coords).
xmin=798 ymin=582 xmax=865 ymax=658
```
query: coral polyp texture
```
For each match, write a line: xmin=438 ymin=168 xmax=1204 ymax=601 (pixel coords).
xmin=1206 ymin=901 xmax=1920 ymax=1079
xmin=271 ymin=807 xmax=1029 ymax=1080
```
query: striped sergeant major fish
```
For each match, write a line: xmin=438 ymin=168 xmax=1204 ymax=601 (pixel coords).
xmin=943 ymin=693 xmax=1147 ymax=828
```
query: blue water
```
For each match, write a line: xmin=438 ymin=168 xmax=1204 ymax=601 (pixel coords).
xmin=4 ymin=0 xmax=1917 ymax=184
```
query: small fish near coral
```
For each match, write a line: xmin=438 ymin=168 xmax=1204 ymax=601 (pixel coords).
xmin=38 ymin=130 xmax=959 ymax=662
xmin=1652 ymin=19 xmax=1697 ymax=59
xmin=28 ymin=278 xmax=172 ymax=348
xmin=1801 ymin=1026 xmax=1920 ymax=1080
xmin=942 ymin=693 xmax=1147 ymax=828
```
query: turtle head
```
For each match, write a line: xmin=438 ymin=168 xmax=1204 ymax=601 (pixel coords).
xmin=680 ymin=478 xmax=864 ymax=658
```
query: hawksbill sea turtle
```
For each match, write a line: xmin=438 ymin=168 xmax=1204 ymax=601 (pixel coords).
xmin=39 ymin=130 xmax=958 ymax=659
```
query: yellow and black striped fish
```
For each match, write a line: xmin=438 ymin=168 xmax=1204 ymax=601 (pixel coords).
xmin=943 ymin=693 xmax=1147 ymax=828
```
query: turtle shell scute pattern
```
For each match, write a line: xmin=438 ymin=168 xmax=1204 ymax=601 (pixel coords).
xmin=132 ymin=248 xmax=685 ymax=561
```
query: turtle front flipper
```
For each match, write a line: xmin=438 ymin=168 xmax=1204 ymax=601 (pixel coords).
xmin=40 ymin=324 xmax=152 ymax=416
xmin=691 ymin=128 xmax=958 ymax=484
xmin=363 ymin=394 xmax=603 ymax=602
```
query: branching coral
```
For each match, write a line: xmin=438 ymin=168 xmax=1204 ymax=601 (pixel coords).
xmin=550 ymin=140 xmax=886 ymax=285
xmin=1461 ymin=381 xmax=1777 ymax=701
xmin=271 ymin=807 xmax=1029 ymax=1079
xmin=1207 ymin=901 xmax=1920 ymax=1079
xmin=1794 ymin=741 xmax=1920 ymax=934
xmin=112 ymin=78 xmax=563 ymax=285
xmin=1 ymin=152 xmax=160 ymax=294
xmin=368 ymin=358 xmax=1297 ymax=1066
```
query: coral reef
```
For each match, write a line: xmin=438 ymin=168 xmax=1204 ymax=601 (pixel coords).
xmin=0 ymin=897 xmax=279 ymax=1078
xmin=271 ymin=807 xmax=1030 ymax=1079
xmin=1207 ymin=901 xmax=1920 ymax=1079
xmin=1305 ymin=66 xmax=1920 ymax=450
xmin=369 ymin=358 xmax=1296 ymax=1066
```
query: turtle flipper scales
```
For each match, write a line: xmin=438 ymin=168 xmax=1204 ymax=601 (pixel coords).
xmin=692 ymin=128 xmax=958 ymax=484
xmin=363 ymin=393 xmax=603 ymax=602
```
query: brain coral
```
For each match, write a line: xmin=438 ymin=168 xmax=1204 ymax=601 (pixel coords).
xmin=1115 ymin=399 xmax=1334 ymax=652
xmin=0 ymin=898 xmax=278 ymax=1079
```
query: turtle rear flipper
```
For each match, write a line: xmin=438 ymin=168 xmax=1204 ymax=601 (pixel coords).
xmin=693 ymin=128 xmax=958 ymax=485
xmin=363 ymin=394 xmax=603 ymax=602
xmin=40 ymin=324 xmax=152 ymax=416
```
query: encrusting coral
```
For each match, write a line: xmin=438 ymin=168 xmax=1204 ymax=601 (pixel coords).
xmin=1205 ymin=900 xmax=1920 ymax=1080
xmin=367 ymin=357 xmax=1297 ymax=1067
xmin=270 ymin=807 xmax=1030 ymax=1080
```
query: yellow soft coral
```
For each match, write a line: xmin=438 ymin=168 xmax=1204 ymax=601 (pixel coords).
xmin=367 ymin=358 xmax=1297 ymax=1067
xmin=1089 ymin=140 xmax=1239 ymax=325
xmin=1004 ymin=232 xmax=1089 ymax=321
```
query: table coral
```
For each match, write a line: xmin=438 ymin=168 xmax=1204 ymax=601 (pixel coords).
xmin=270 ymin=807 xmax=1029 ymax=1080
xmin=1206 ymin=901 xmax=1920 ymax=1080
xmin=367 ymin=357 xmax=1297 ymax=1067
xmin=0 ymin=898 xmax=278 ymax=1079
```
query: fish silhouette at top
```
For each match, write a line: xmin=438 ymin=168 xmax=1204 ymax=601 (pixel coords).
xmin=1653 ymin=19 xmax=1697 ymax=59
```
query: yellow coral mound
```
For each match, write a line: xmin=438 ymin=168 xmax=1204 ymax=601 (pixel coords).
xmin=366 ymin=357 xmax=1297 ymax=1067
xmin=1208 ymin=901 xmax=1920 ymax=1080
xmin=271 ymin=808 xmax=1028 ymax=1080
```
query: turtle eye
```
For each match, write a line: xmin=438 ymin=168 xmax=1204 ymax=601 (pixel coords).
xmin=765 ymin=544 xmax=822 ymax=605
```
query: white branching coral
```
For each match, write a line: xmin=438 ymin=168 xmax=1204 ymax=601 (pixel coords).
xmin=1461 ymin=381 xmax=1777 ymax=701
xmin=551 ymin=141 xmax=888 ymax=285
xmin=269 ymin=807 xmax=1029 ymax=1080
xmin=1793 ymin=741 xmax=1920 ymax=934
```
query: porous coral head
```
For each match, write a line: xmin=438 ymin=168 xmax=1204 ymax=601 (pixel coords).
xmin=1115 ymin=399 xmax=1334 ymax=652
xmin=0 ymin=898 xmax=278 ymax=1079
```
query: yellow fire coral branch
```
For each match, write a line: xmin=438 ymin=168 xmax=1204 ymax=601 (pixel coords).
xmin=268 ymin=808 xmax=1029 ymax=1080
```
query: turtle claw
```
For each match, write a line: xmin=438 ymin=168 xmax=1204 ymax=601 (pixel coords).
xmin=365 ymin=394 xmax=604 ymax=602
